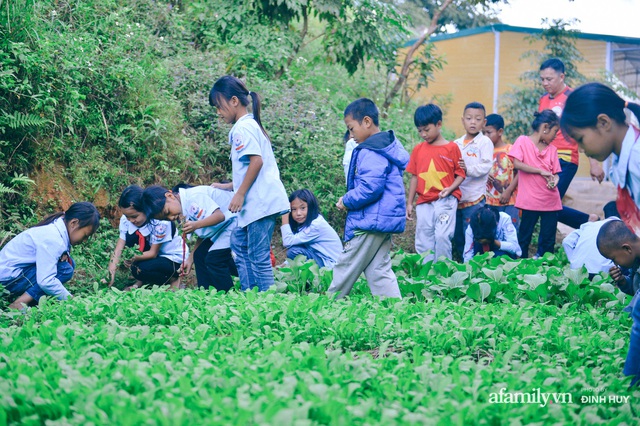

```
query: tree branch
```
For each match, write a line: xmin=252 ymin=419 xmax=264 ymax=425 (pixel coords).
xmin=382 ymin=0 xmax=454 ymax=111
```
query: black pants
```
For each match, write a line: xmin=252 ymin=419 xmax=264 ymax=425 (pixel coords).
xmin=131 ymin=257 xmax=180 ymax=285
xmin=193 ymin=238 xmax=239 ymax=291
xmin=518 ymin=210 xmax=559 ymax=258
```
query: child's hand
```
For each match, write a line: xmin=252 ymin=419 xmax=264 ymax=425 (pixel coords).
xmin=499 ymin=188 xmax=512 ymax=204
xmin=545 ymin=174 xmax=559 ymax=189
xmin=180 ymin=257 xmax=194 ymax=277
xmin=123 ymin=258 xmax=133 ymax=269
xmin=336 ymin=197 xmax=345 ymax=211
xmin=458 ymin=159 xmax=467 ymax=172
xmin=439 ymin=187 xmax=452 ymax=199
xmin=539 ymin=169 xmax=552 ymax=178
xmin=182 ymin=220 xmax=198 ymax=235
xmin=108 ymin=262 xmax=117 ymax=287
xmin=211 ymin=182 xmax=233 ymax=191
xmin=406 ymin=203 xmax=414 ymax=221
xmin=609 ymin=265 xmax=626 ymax=286
xmin=229 ymin=193 xmax=245 ymax=213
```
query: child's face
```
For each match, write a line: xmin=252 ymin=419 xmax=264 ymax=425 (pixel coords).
xmin=461 ymin=108 xmax=486 ymax=136
xmin=540 ymin=124 xmax=559 ymax=145
xmin=67 ymin=220 xmax=95 ymax=246
xmin=565 ymin=125 xmax=613 ymax=162
xmin=215 ymin=97 xmax=240 ymax=124
xmin=416 ymin=122 xmax=441 ymax=144
xmin=156 ymin=193 xmax=183 ymax=221
xmin=601 ymin=245 xmax=638 ymax=269
xmin=344 ymin=115 xmax=374 ymax=143
xmin=483 ymin=125 xmax=502 ymax=145
xmin=121 ymin=206 xmax=147 ymax=228
xmin=290 ymin=198 xmax=308 ymax=225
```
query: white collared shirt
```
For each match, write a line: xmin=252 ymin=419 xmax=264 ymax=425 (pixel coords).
xmin=180 ymin=186 xmax=237 ymax=250
xmin=454 ymin=133 xmax=494 ymax=202
xmin=0 ymin=217 xmax=72 ymax=300
xmin=229 ymin=114 xmax=290 ymax=227
xmin=611 ymin=125 xmax=640 ymax=204
xmin=119 ymin=216 xmax=187 ymax=264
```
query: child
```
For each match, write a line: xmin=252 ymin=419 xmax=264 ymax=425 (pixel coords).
xmin=406 ymin=104 xmax=465 ymax=262
xmin=453 ymin=102 xmax=494 ymax=260
xmin=209 ymin=76 xmax=289 ymax=292
xmin=484 ymin=113 xmax=520 ymax=229
xmin=108 ymin=185 xmax=186 ymax=291
xmin=328 ymin=98 xmax=409 ymax=299
xmin=561 ymin=82 xmax=640 ymax=234
xmin=596 ymin=219 xmax=640 ymax=386
xmin=342 ymin=130 xmax=358 ymax=184
xmin=142 ymin=184 xmax=238 ymax=292
xmin=280 ymin=189 xmax=343 ymax=268
xmin=562 ymin=217 xmax=617 ymax=279
xmin=508 ymin=110 xmax=562 ymax=258
xmin=463 ymin=206 xmax=521 ymax=263
xmin=0 ymin=202 xmax=100 ymax=309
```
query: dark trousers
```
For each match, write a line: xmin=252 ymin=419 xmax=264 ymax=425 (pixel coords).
xmin=557 ymin=159 xmax=590 ymax=229
xmin=131 ymin=257 xmax=180 ymax=285
xmin=193 ymin=238 xmax=238 ymax=291
xmin=287 ymin=245 xmax=326 ymax=268
xmin=518 ymin=209 xmax=559 ymax=258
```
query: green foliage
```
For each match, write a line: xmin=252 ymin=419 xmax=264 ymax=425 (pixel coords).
xmin=0 ymin=267 xmax=637 ymax=423
xmin=500 ymin=20 xmax=588 ymax=142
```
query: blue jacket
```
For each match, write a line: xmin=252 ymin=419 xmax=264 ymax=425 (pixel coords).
xmin=343 ymin=130 xmax=410 ymax=241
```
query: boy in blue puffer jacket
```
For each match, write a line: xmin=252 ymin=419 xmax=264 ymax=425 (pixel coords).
xmin=328 ymin=98 xmax=410 ymax=298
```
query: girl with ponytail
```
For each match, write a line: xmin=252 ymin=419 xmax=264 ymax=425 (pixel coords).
xmin=209 ymin=76 xmax=289 ymax=292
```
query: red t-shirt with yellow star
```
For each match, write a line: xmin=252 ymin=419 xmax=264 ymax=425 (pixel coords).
xmin=406 ymin=141 xmax=466 ymax=204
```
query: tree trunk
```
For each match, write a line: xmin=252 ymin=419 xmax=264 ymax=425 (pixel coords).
xmin=382 ymin=0 xmax=454 ymax=111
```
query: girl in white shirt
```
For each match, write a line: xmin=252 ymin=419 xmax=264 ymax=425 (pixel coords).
xmin=108 ymin=185 xmax=187 ymax=291
xmin=280 ymin=189 xmax=342 ymax=269
xmin=209 ymin=76 xmax=289 ymax=292
xmin=142 ymin=184 xmax=238 ymax=292
xmin=0 ymin=202 xmax=100 ymax=309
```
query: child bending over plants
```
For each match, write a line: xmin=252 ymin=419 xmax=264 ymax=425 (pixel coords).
xmin=508 ymin=110 xmax=562 ymax=258
xmin=597 ymin=219 xmax=640 ymax=387
xmin=463 ymin=205 xmax=521 ymax=263
xmin=142 ymin=184 xmax=238 ymax=292
xmin=0 ymin=202 xmax=100 ymax=309
xmin=280 ymin=189 xmax=342 ymax=269
xmin=108 ymin=185 xmax=187 ymax=291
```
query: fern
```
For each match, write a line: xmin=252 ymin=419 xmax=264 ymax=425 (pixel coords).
xmin=0 ymin=183 xmax=18 ymax=196
xmin=0 ymin=111 xmax=49 ymax=130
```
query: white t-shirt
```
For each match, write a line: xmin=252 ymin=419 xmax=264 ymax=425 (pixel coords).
xmin=342 ymin=138 xmax=358 ymax=183
xmin=119 ymin=215 xmax=186 ymax=264
xmin=179 ymin=186 xmax=237 ymax=251
xmin=229 ymin=114 xmax=290 ymax=227
xmin=562 ymin=218 xmax=617 ymax=274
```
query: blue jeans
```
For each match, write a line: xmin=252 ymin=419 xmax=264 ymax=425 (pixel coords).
xmin=1 ymin=259 xmax=75 ymax=303
xmin=231 ymin=215 xmax=277 ymax=292
xmin=453 ymin=199 xmax=486 ymax=261
xmin=624 ymin=293 xmax=640 ymax=386
xmin=557 ymin=159 xmax=589 ymax=229
xmin=287 ymin=245 xmax=325 ymax=268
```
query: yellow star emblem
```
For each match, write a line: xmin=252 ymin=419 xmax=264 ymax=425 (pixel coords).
xmin=418 ymin=159 xmax=449 ymax=194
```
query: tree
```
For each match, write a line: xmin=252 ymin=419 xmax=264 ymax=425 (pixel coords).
xmin=382 ymin=0 xmax=503 ymax=111
xmin=500 ymin=19 xmax=586 ymax=142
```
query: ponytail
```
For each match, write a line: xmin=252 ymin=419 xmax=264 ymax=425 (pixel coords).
xmin=35 ymin=202 xmax=100 ymax=233
xmin=561 ymin=82 xmax=639 ymax=135
xmin=209 ymin=75 xmax=270 ymax=140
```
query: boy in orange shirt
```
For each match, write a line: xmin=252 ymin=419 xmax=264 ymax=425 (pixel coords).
xmin=406 ymin=104 xmax=466 ymax=262
xmin=484 ymin=113 xmax=520 ymax=229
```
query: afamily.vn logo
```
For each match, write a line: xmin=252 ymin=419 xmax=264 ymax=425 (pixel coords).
xmin=489 ymin=388 xmax=573 ymax=407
